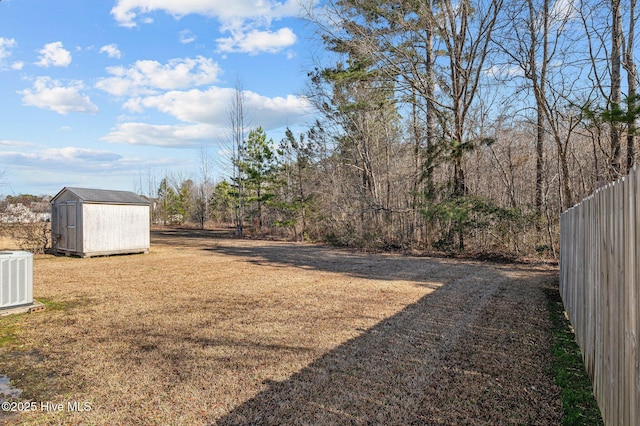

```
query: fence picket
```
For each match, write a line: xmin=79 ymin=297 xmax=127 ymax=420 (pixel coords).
xmin=560 ymin=173 xmax=640 ymax=426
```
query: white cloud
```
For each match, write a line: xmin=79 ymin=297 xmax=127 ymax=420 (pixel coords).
xmin=43 ymin=147 xmax=122 ymax=162
xmin=484 ymin=64 xmax=523 ymax=78
xmin=216 ymin=27 xmax=297 ymax=55
xmin=0 ymin=147 xmax=121 ymax=169
xmin=0 ymin=38 xmax=17 ymax=62
xmin=0 ymin=145 xmax=188 ymax=198
xmin=0 ymin=38 xmax=23 ymax=71
xmin=110 ymin=0 xmax=304 ymax=55
xmin=124 ymin=87 xmax=232 ymax=123
xmin=95 ymin=56 xmax=221 ymax=96
xmin=100 ymin=43 xmax=122 ymax=59
xmin=0 ymin=144 xmax=186 ymax=194
xmin=0 ymin=140 xmax=37 ymax=148
xmin=20 ymin=77 xmax=99 ymax=115
xmin=105 ymin=86 xmax=312 ymax=147
xmin=102 ymin=122 xmax=217 ymax=147
xmin=110 ymin=0 xmax=303 ymax=27
xmin=179 ymin=29 xmax=196 ymax=44
xmin=123 ymin=86 xmax=311 ymax=127
xmin=551 ymin=0 xmax=578 ymax=22
xmin=36 ymin=42 xmax=72 ymax=67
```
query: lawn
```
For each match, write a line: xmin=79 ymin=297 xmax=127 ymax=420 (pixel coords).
xmin=0 ymin=229 xmax=564 ymax=424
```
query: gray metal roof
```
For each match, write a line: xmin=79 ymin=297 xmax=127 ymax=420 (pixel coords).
xmin=53 ymin=187 xmax=150 ymax=205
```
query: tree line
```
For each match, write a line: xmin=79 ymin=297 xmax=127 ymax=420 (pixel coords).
xmin=0 ymin=1 xmax=636 ymax=258
xmin=148 ymin=0 xmax=638 ymax=258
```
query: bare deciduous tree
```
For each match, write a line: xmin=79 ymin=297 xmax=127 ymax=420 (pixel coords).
xmin=229 ymin=81 xmax=248 ymax=237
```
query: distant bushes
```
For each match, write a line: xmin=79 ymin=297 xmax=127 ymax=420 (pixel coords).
xmin=0 ymin=195 xmax=51 ymax=254
xmin=2 ymin=222 xmax=50 ymax=254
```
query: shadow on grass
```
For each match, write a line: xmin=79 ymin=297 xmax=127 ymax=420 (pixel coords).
xmin=151 ymin=228 xmax=234 ymax=242
xmin=214 ymin=269 xmax=562 ymax=425
xmin=203 ymin=241 xmax=495 ymax=287
xmin=148 ymin=229 xmax=563 ymax=424
xmin=153 ymin=228 xmax=556 ymax=287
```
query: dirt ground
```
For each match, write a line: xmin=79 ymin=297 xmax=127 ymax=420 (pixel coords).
xmin=0 ymin=228 xmax=562 ymax=425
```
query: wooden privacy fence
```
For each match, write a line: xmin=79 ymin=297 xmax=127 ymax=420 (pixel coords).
xmin=560 ymin=168 xmax=640 ymax=426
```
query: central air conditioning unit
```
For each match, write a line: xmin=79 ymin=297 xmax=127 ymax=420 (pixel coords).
xmin=0 ymin=251 xmax=33 ymax=310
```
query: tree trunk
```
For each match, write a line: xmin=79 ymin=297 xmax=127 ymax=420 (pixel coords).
xmin=625 ymin=0 xmax=637 ymax=172
xmin=424 ymin=0 xmax=436 ymax=200
xmin=230 ymin=83 xmax=247 ymax=237
xmin=531 ymin=0 xmax=549 ymax=223
xmin=610 ymin=0 xmax=622 ymax=179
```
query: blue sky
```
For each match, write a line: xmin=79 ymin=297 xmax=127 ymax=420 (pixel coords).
xmin=0 ymin=0 xmax=320 ymax=196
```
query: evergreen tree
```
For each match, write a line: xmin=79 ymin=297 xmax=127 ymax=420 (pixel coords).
xmin=237 ymin=127 xmax=277 ymax=230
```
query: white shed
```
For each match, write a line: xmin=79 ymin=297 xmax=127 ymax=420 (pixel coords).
xmin=51 ymin=187 xmax=150 ymax=257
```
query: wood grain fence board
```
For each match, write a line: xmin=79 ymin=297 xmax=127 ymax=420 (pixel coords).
xmin=598 ymin=185 xmax=608 ymax=411
xmin=614 ymin=180 xmax=621 ymax=426
xmin=623 ymin=175 xmax=629 ymax=426
xmin=627 ymin=170 xmax=638 ymax=426
xmin=594 ymin=189 xmax=603 ymax=397
xmin=628 ymin=168 xmax=640 ymax=424
xmin=588 ymin=192 xmax=595 ymax=390
xmin=607 ymin=183 xmax=614 ymax=426
xmin=561 ymin=170 xmax=640 ymax=426
xmin=585 ymin=195 xmax=595 ymax=377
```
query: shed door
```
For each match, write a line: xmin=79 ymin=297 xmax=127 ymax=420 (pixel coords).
xmin=57 ymin=202 xmax=76 ymax=251
xmin=58 ymin=204 xmax=67 ymax=249
xmin=66 ymin=203 xmax=76 ymax=251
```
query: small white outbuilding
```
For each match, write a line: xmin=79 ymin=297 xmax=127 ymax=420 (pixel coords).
xmin=50 ymin=187 xmax=150 ymax=257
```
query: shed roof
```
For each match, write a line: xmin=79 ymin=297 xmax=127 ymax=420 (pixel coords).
xmin=52 ymin=187 xmax=150 ymax=205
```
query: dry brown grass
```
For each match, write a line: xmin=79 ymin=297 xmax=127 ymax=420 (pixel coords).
xmin=0 ymin=228 xmax=562 ymax=425
xmin=0 ymin=235 xmax=20 ymax=251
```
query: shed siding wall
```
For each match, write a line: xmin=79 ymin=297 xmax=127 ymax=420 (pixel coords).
xmin=52 ymin=191 xmax=79 ymax=204
xmin=82 ymin=204 xmax=149 ymax=254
